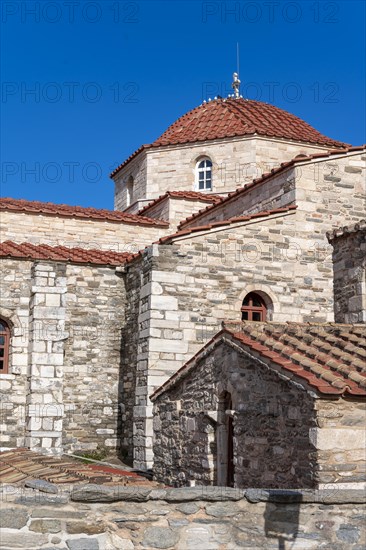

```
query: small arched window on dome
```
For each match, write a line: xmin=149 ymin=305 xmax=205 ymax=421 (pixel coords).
xmin=126 ymin=176 xmax=134 ymax=207
xmin=241 ymin=292 xmax=267 ymax=321
xmin=0 ymin=319 xmax=10 ymax=374
xmin=195 ymin=158 xmax=212 ymax=191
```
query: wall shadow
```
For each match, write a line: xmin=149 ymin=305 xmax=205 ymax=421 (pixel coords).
xmin=264 ymin=490 xmax=302 ymax=549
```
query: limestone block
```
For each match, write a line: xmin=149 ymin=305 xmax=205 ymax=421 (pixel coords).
xmin=40 ymin=366 xmax=55 ymax=378
xmin=149 ymin=338 xmax=188 ymax=353
xmin=45 ymin=294 xmax=61 ymax=307
xmin=312 ymin=427 xmax=366 ymax=451
xmin=150 ymin=295 xmax=178 ymax=311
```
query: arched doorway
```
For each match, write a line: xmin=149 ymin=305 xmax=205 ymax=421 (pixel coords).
xmin=216 ymin=391 xmax=234 ymax=487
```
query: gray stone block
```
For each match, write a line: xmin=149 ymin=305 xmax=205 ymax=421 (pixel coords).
xmin=142 ymin=526 xmax=180 ymax=549
xmin=66 ymin=539 xmax=99 ymax=550
xmin=71 ymin=485 xmax=151 ymax=502
xmin=0 ymin=508 xmax=29 ymax=529
xmin=25 ymin=479 xmax=58 ymax=494
xmin=29 ymin=518 xmax=62 ymax=533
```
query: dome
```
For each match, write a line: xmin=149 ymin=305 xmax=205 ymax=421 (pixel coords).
xmin=153 ymin=98 xmax=346 ymax=148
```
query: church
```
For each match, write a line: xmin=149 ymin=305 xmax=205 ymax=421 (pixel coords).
xmin=1 ymin=78 xmax=365 ymax=489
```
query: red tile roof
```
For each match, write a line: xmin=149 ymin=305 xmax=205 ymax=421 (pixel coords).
xmin=0 ymin=241 xmax=134 ymax=266
xmin=178 ymin=145 xmax=366 ymax=229
xmin=153 ymin=98 xmax=347 ymax=148
xmin=151 ymin=322 xmax=366 ymax=400
xmin=110 ymin=98 xmax=349 ymax=178
xmin=137 ymin=191 xmax=222 ymax=216
xmin=0 ymin=198 xmax=169 ymax=227
xmin=0 ymin=448 xmax=157 ymax=486
xmin=327 ymin=219 xmax=366 ymax=241
xmin=156 ymin=205 xmax=297 ymax=244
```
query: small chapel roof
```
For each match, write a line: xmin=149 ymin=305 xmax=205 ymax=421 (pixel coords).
xmin=151 ymin=322 xmax=366 ymax=400
xmin=110 ymin=98 xmax=348 ymax=177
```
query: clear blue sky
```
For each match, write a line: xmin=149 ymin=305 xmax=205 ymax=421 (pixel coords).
xmin=1 ymin=0 xmax=365 ymax=209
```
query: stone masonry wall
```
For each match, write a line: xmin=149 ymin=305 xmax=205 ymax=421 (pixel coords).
xmin=314 ymin=399 xmax=366 ymax=488
xmin=119 ymin=258 xmax=147 ymax=464
xmin=153 ymin=341 xmax=366 ymax=490
xmin=26 ymin=262 xmax=68 ymax=455
xmin=1 ymin=485 xmax=365 ymax=550
xmin=153 ymin=341 xmax=318 ymax=489
xmin=182 ymin=168 xmax=296 ymax=228
xmin=0 ymin=210 xmax=167 ymax=254
xmin=182 ymin=151 xmax=366 ymax=230
xmin=141 ymin=197 xmax=225 ymax=231
xmin=62 ymin=264 xmax=126 ymax=455
xmin=330 ymin=229 xmax=366 ymax=323
xmin=113 ymin=136 xmax=328 ymax=209
xmin=114 ymin=152 xmax=148 ymax=212
xmin=0 ymin=259 xmax=32 ymax=448
xmin=0 ymin=258 xmax=128 ymax=457
xmin=132 ymin=209 xmax=345 ymax=468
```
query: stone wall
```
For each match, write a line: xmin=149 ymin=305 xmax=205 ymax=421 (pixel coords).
xmin=152 ymin=340 xmax=366 ymax=490
xmin=182 ymin=168 xmax=296 ymax=228
xmin=141 ymin=196 xmax=224 ymax=231
xmin=113 ymin=136 xmax=329 ymax=209
xmin=131 ymin=208 xmax=347 ymax=467
xmin=314 ymin=399 xmax=366 ymax=487
xmin=329 ymin=227 xmax=366 ymax=323
xmin=0 ymin=210 xmax=167 ymax=253
xmin=153 ymin=341 xmax=316 ymax=489
xmin=181 ymin=151 xmax=366 ymax=230
xmin=114 ymin=152 xmax=148 ymax=212
xmin=0 ymin=485 xmax=365 ymax=549
xmin=0 ymin=259 xmax=32 ymax=448
xmin=62 ymin=264 xmax=126 ymax=455
xmin=0 ymin=258 xmax=128 ymax=457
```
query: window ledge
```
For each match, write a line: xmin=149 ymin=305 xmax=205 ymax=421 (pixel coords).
xmin=0 ymin=374 xmax=16 ymax=380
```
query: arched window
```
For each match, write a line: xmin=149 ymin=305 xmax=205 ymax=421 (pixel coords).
xmin=241 ymin=292 xmax=267 ymax=321
xmin=196 ymin=158 xmax=212 ymax=191
xmin=0 ymin=319 xmax=10 ymax=374
xmin=126 ymin=176 xmax=134 ymax=207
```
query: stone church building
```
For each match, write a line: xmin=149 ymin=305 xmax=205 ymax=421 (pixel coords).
xmin=0 ymin=94 xmax=365 ymax=488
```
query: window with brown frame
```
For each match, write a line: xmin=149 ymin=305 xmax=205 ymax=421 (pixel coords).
xmin=0 ymin=319 xmax=10 ymax=374
xmin=241 ymin=292 xmax=267 ymax=321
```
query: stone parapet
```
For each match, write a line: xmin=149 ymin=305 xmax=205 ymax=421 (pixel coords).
xmin=0 ymin=485 xmax=365 ymax=549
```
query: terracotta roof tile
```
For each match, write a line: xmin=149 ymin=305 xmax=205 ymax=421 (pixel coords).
xmin=137 ymin=191 xmax=222 ymax=216
xmin=156 ymin=205 xmax=297 ymax=245
xmin=153 ymin=98 xmax=347 ymax=148
xmin=110 ymin=98 xmax=350 ymax=177
xmin=0 ymin=197 xmax=169 ymax=228
xmin=0 ymin=448 xmax=156 ymax=486
xmin=178 ymin=145 xmax=366 ymax=229
xmin=0 ymin=241 xmax=134 ymax=266
xmin=151 ymin=321 xmax=366 ymax=400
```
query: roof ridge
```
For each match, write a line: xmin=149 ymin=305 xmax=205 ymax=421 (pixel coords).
xmin=0 ymin=197 xmax=169 ymax=227
xmin=0 ymin=240 xmax=134 ymax=267
xmin=156 ymin=205 xmax=297 ymax=245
